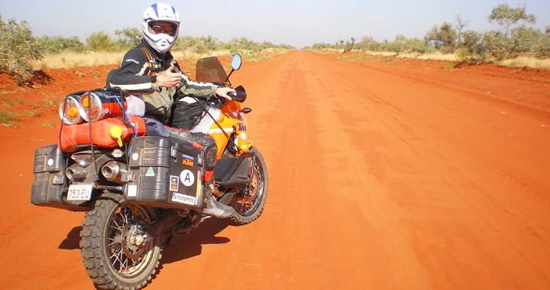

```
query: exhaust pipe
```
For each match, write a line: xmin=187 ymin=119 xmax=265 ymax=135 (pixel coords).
xmin=101 ymin=161 xmax=128 ymax=184
xmin=66 ymin=166 xmax=88 ymax=182
xmin=66 ymin=167 xmax=75 ymax=182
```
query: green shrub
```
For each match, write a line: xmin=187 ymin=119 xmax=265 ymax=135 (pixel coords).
xmin=228 ymin=37 xmax=259 ymax=51
xmin=457 ymin=31 xmax=483 ymax=61
xmin=86 ymin=32 xmax=117 ymax=51
xmin=356 ymin=36 xmax=381 ymax=51
xmin=38 ymin=36 xmax=84 ymax=53
xmin=174 ymin=36 xmax=197 ymax=50
xmin=424 ymin=22 xmax=457 ymax=52
xmin=508 ymin=26 xmax=550 ymax=58
xmin=534 ymin=35 xmax=550 ymax=58
xmin=510 ymin=26 xmax=541 ymax=56
xmin=343 ymin=37 xmax=355 ymax=53
xmin=174 ymin=36 xmax=292 ymax=53
xmin=482 ymin=31 xmax=513 ymax=60
xmin=388 ymin=35 xmax=428 ymax=53
xmin=193 ymin=43 xmax=208 ymax=54
xmin=115 ymin=28 xmax=141 ymax=49
xmin=0 ymin=15 xmax=43 ymax=85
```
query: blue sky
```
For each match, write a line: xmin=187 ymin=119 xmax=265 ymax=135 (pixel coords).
xmin=1 ymin=0 xmax=549 ymax=48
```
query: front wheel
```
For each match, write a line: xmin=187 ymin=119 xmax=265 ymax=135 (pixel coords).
xmin=80 ymin=192 xmax=163 ymax=290
xmin=230 ymin=148 xmax=269 ymax=225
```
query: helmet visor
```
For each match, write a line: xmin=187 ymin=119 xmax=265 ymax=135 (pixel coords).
xmin=148 ymin=21 xmax=178 ymax=36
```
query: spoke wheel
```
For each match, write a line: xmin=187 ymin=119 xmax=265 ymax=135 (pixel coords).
xmin=230 ymin=148 xmax=268 ymax=225
xmin=80 ymin=192 xmax=163 ymax=290
xmin=106 ymin=206 xmax=153 ymax=278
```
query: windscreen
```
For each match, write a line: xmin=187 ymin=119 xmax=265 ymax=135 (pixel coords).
xmin=195 ymin=56 xmax=228 ymax=85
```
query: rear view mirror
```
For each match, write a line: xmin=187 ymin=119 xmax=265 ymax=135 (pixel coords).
xmin=231 ymin=54 xmax=242 ymax=71
xmin=232 ymin=85 xmax=247 ymax=102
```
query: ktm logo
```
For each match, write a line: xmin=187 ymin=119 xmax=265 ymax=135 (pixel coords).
xmin=182 ymin=159 xmax=194 ymax=167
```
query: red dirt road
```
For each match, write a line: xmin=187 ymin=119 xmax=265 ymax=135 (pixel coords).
xmin=1 ymin=50 xmax=549 ymax=290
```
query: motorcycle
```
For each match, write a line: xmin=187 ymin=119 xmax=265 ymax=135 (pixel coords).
xmin=30 ymin=54 xmax=268 ymax=290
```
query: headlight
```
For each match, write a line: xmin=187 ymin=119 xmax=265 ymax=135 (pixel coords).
xmin=58 ymin=96 xmax=83 ymax=125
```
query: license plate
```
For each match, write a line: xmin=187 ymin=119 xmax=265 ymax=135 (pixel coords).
xmin=67 ymin=184 xmax=93 ymax=201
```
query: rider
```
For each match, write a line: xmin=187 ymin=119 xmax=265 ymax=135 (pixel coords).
xmin=106 ymin=2 xmax=235 ymax=219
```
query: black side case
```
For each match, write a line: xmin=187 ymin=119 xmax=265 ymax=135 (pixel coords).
xmin=125 ymin=136 xmax=204 ymax=209
xmin=30 ymin=145 xmax=86 ymax=211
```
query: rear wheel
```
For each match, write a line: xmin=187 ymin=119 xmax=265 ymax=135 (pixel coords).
xmin=230 ymin=148 xmax=268 ymax=225
xmin=80 ymin=192 xmax=162 ymax=290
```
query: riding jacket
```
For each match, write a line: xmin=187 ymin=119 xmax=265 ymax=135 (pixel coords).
xmin=106 ymin=39 xmax=218 ymax=123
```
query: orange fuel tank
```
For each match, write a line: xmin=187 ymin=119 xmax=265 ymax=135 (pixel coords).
xmin=59 ymin=117 xmax=146 ymax=152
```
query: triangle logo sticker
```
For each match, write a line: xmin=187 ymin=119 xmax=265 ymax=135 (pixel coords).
xmin=146 ymin=167 xmax=155 ymax=177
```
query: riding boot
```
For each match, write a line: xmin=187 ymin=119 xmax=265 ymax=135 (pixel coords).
xmin=202 ymin=186 xmax=235 ymax=218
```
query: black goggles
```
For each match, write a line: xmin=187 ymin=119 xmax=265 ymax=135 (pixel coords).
xmin=148 ymin=22 xmax=178 ymax=36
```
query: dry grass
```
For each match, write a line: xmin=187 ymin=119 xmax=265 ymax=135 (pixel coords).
xmin=333 ymin=50 xmax=458 ymax=62
xmin=32 ymin=52 xmax=125 ymax=69
xmin=316 ymin=49 xmax=550 ymax=70
xmin=398 ymin=52 xmax=458 ymax=61
xmin=31 ymin=48 xmax=290 ymax=70
xmin=339 ymin=54 xmax=368 ymax=62
xmin=242 ymin=48 xmax=291 ymax=62
xmin=498 ymin=57 xmax=550 ymax=70
xmin=310 ymin=48 xmax=345 ymax=54
xmin=363 ymin=51 xmax=399 ymax=57
xmin=361 ymin=50 xmax=457 ymax=61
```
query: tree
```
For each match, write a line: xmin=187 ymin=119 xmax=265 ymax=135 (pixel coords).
xmin=455 ymin=15 xmax=468 ymax=47
xmin=357 ymin=36 xmax=380 ymax=51
xmin=425 ymin=26 xmax=440 ymax=47
xmin=456 ymin=31 xmax=483 ymax=61
xmin=482 ymin=31 xmax=512 ymax=60
xmin=343 ymin=37 xmax=355 ymax=53
xmin=511 ymin=26 xmax=541 ymax=56
xmin=115 ymin=28 xmax=141 ymax=49
xmin=489 ymin=3 xmax=536 ymax=38
xmin=425 ymin=22 xmax=457 ymax=52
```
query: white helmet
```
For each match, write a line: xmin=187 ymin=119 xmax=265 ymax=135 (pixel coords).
xmin=141 ymin=3 xmax=180 ymax=53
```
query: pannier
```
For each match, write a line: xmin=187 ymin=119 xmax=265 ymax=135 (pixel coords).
xmin=124 ymin=136 xmax=205 ymax=210
xmin=30 ymin=145 xmax=86 ymax=211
